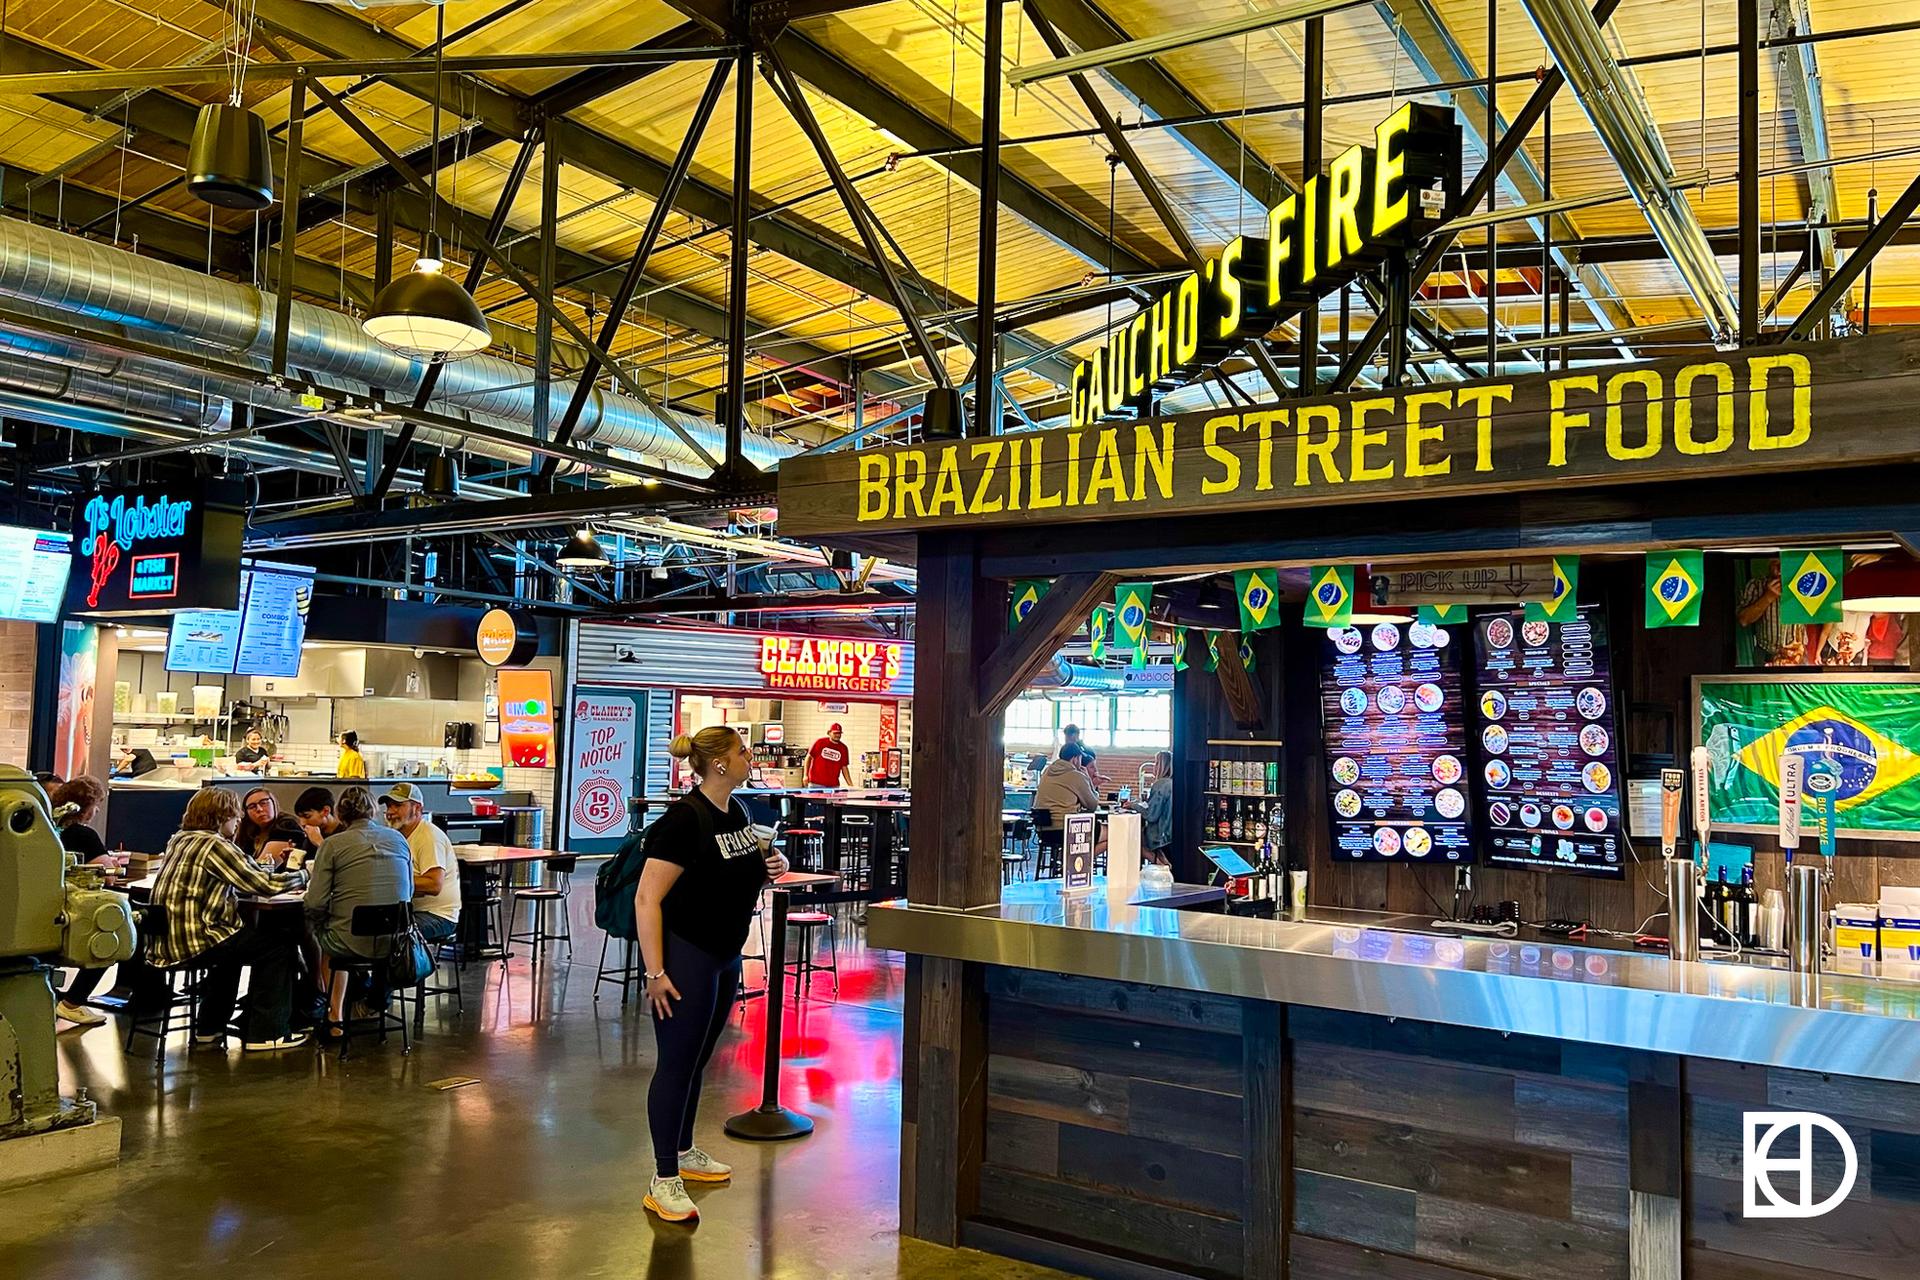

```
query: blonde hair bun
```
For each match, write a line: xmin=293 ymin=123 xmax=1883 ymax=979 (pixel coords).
xmin=668 ymin=734 xmax=696 ymax=759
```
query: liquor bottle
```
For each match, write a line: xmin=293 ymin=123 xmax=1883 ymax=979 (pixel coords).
xmin=1706 ymin=868 xmax=1729 ymax=943
xmin=1231 ymin=799 xmax=1246 ymax=841
xmin=1251 ymin=808 xmax=1268 ymax=845
xmin=1720 ymin=867 xmax=1744 ymax=943
xmin=1216 ymin=798 xmax=1232 ymax=841
xmin=1208 ymin=757 xmax=1220 ymax=792
xmin=1738 ymin=865 xmax=1759 ymax=947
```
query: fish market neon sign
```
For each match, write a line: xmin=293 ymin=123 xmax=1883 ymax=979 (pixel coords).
xmin=80 ymin=492 xmax=195 ymax=607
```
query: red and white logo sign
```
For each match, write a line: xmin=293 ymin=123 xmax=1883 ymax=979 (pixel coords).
xmin=572 ymin=779 xmax=625 ymax=836
xmin=566 ymin=694 xmax=638 ymax=843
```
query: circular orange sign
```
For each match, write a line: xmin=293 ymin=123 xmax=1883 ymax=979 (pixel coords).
xmin=476 ymin=608 xmax=519 ymax=667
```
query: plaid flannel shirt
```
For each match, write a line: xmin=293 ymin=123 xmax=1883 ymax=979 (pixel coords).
xmin=146 ymin=829 xmax=308 ymax=969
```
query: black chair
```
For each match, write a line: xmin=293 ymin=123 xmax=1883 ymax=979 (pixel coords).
xmin=122 ymin=905 xmax=217 ymax=1060
xmin=506 ymin=856 xmax=576 ymax=968
xmin=329 ymin=902 xmax=413 ymax=1060
xmin=398 ymin=931 xmax=464 ymax=1038
xmin=1030 ymin=809 xmax=1064 ymax=879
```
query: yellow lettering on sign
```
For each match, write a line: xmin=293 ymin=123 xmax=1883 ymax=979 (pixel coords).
xmin=1104 ymin=328 xmax=1129 ymax=416
xmin=1372 ymin=104 xmax=1413 ymax=240
xmin=1349 ymin=397 xmax=1397 ymax=482
xmin=1135 ymin=422 xmax=1174 ymax=499
xmin=1549 ymin=376 xmax=1599 ymax=467
xmin=1255 ymin=409 xmax=1283 ymax=491
xmin=1295 ymin=404 xmax=1343 ymax=486
xmin=1325 ymin=147 xmax=1368 ymax=275
xmin=1298 ymin=175 xmax=1321 ymax=290
xmin=759 ymin=636 xmax=779 ymax=676
xmin=1066 ymin=431 xmax=1085 ymax=507
xmin=970 ymin=440 xmax=1005 ymax=514
xmin=1085 ymin=428 xmax=1128 ymax=505
xmin=1216 ymin=237 xmax=1245 ymax=340
xmin=1404 ymin=390 xmax=1454 ymax=478
xmin=928 ymin=446 xmax=966 ymax=515
xmin=858 ymin=453 xmax=890 ymax=521
xmin=895 ymin=451 xmax=929 ymax=518
xmin=1006 ymin=437 xmax=1024 ymax=510
xmin=1266 ymin=195 xmax=1296 ymax=307
xmin=1084 ymin=348 xmax=1105 ymax=422
xmin=1605 ymin=368 xmax=1663 ymax=460
xmin=1175 ymin=273 xmax=1201 ymax=367
xmin=1748 ymin=352 xmax=1812 ymax=451
xmin=1127 ymin=311 xmax=1150 ymax=398
xmin=1674 ymin=361 xmax=1734 ymax=455
xmin=1028 ymin=434 xmax=1061 ymax=509
xmin=1069 ymin=362 xmax=1088 ymax=428
xmin=1149 ymin=294 xmax=1173 ymax=385
xmin=1456 ymin=385 xmax=1512 ymax=473
xmin=1202 ymin=414 xmax=1242 ymax=495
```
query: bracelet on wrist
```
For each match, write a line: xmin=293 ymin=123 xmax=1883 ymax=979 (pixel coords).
xmin=644 ymin=970 xmax=667 ymax=982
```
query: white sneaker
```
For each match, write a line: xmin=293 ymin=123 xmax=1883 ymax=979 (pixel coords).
xmin=679 ymin=1146 xmax=732 ymax=1183
xmin=55 ymin=1001 xmax=107 ymax=1027
xmin=190 ymin=1032 xmax=226 ymax=1049
xmin=242 ymin=1030 xmax=312 ymax=1052
xmin=645 ymin=1175 xmax=698 ymax=1223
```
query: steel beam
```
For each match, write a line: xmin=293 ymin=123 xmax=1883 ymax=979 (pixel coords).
xmin=1769 ymin=1 xmax=1840 ymax=298
xmin=1741 ymin=0 xmax=1762 ymax=344
xmin=1300 ymin=17 xmax=1325 ymax=395
xmin=725 ymin=52 xmax=756 ymax=474
xmin=1784 ymin=169 xmax=1920 ymax=341
xmin=977 ymin=0 xmax=1007 ymax=436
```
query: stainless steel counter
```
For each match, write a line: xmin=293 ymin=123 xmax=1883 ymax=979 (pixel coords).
xmin=869 ymin=879 xmax=1920 ymax=1083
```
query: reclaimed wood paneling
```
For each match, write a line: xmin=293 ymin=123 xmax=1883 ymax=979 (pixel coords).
xmin=976 ymin=1165 xmax=1246 ymax=1277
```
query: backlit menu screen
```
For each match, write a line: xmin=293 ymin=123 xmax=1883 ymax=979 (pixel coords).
xmin=1471 ymin=605 xmax=1625 ymax=877
xmin=0 ymin=525 xmax=73 ymax=623
xmin=1319 ymin=620 xmax=1474 ymax=863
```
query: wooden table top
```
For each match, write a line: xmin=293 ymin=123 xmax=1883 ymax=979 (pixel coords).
xmin=452 ymin=844 xmax=599 ymax=866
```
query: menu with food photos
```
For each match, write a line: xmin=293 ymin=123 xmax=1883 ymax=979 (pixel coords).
xmin=1472 ymin=605 xmax=1625 ymax=876
xmin=1319 ymin=620 xmax=1474 ymax=863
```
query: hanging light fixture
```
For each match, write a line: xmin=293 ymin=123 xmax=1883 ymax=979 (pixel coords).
xmin=362 ymin=5 xmax=491 ymax=362
xmin=188 ymin=4 xmax=273 ymax=209
xmin=557 ymin=529 xmax=610 ymax=570
xmin=1841 ymin=557 xmax=1920 ymax=612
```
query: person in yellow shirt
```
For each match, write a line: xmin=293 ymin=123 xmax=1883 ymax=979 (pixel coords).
xmin=336 ymin=731 xmax=368 ymax=779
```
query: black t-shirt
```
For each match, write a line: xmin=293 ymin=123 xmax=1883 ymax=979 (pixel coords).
xmin=644 ymin=791 xmax=769 ymax=959
xmin=235 ymin=746 xmax=269 ymax=764
xmin=61 ymin=822 xmax=109 ymax=862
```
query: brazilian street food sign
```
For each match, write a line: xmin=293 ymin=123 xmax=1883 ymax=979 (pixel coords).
xmin=776 ymin=331 xmax=1920 ymax=538
xmin=1071 ymin=103 xmax=1461 ymax=427
xmin=1696 ymin=676 xmax=1920 ymax=842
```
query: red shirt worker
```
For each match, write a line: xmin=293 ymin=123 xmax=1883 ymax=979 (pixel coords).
xmin=806 ymin=724 xmax=853 ymax=788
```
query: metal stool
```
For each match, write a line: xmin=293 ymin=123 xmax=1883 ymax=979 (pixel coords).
xmin=123 ymin=964 xmax=214 ymax=1059
xmin=400 ymin=934 xmax=463 ymax=1037
xmin=1002 ymin=852 xmax=1026 ymax=885
xmin=506 ymin=857 xmax=576 ymax=966
xmin=783 ymin=827 xmax=825 ymax=872
xmin=836 ymin=814 xmax=874 ymax=892
xmin=329 ymin=902 xmax=413 ymax=1061
xmin=783 ymin=910 xmax=839 ymax=999
xmin=595 ymin=934 xmax=641 ymax=1004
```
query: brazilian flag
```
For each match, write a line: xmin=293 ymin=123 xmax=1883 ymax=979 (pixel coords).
xmin=1008 ymin=579 xmax=1049 ymax=631
xmin=1646 ymin=551 xmax=1704 ymax=628
xmin=1205 ymin=631 xmax=1221 ymax=672
xmin=1131 ymin=642 xmax=1148 ymax=670
xmin=1114 ymin=582 xmax=1153 ymax=653
xmin=1234 ymin=567 xmax=1282 ymax=633
xmin=1239 ymin=636 xmax=1257 ymax=672
xmin=1525 ymin=556 xmax=1579 ymax=623
xmin=1780 ymin=549 xmax=1844 ymax=625
xmin=1173 ymin=629 xmax=1189 ymax=671
xmin=1417 ymin=604 xmax=1464 ymax=626
xmin=1089 ymin=605 xmax=1112 ymax=661
xmin=1304 ymin=565 xmax=1354 ymax=628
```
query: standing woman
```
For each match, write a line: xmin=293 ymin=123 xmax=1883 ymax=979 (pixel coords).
xmin=633 ymin=726 xmax=787 ymax=1223
xmin=335 ymin=731 xmax=367 ymax=779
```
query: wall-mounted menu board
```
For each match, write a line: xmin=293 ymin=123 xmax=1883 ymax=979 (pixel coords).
xmin=1319 ymin=620 xmax=1474 ymax=863
xmin=165 ymin=561 xmax=312 ymax=678
xmin=1472 ymin=605 xmax=1625 ymax=877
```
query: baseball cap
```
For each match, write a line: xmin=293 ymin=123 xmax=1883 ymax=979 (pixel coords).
xmin=829 ymin=722 xmax=843 ymax=732
xmin=378 ymin=782 xmax=425 ymax=805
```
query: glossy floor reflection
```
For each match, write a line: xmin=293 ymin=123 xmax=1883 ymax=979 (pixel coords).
xmin=2 ymin=894 xmax=1068 ymax=1280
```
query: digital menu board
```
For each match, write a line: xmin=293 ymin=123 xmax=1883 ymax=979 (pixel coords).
xmin=1320 ymin=620 xmax=1474 ymax=863
xmin=165 ymin=562 xmax=311 ymax=678
xmin=0 ymin=525 xmax=74 ymax=623
xmin=1472 ymin=605 xmax=1625 ymax=876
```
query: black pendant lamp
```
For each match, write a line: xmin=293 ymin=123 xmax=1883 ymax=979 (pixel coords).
xmin=362 ymin=4 xmax=491 ymax=362
xmin=557 ymin=529 xmax=609 ymax=570
xmin=188 ymin=103 xmax=274 ymax=211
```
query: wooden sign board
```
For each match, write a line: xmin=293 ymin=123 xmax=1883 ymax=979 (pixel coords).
xmin=1369 ymin=560 xmax=1556 ymax=605
xmin=777 ymin=332 xmax=1920 ymax=538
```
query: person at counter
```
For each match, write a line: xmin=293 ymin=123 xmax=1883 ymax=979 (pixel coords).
xmin=145 ymin=788 xmax=311 ymax=1051
xmin=234 ymin=728 xmax=272 ymax=774
xmin=379 ymin=783 xmax=460 ymax=946
xmin=335 ymin=731 xmax=368 ymax=780
xmin=1034 ymin=743 xmax=1101 ymax=819
xmin=804 ymin=723 xmax=853 ymax=788
xmin=52 ymin=776 xmax=114 ymax=1028
xmin=113 ymin=745 xmax=157 ymax=778
xmin=236 ymin=788 xmax=314 ymax=868
xmin=1143 ymin=750 xmax=1174 ymax=868
xmin=304 ymin=786 xmax=412 ymax=1037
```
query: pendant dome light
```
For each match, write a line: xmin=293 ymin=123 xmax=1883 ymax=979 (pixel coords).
xmin=556 ymin=529 xmax=610 ymax=570
xmin=188 ymin=5 xmax=273 ymax=210
xmin=362 ymin=5 xmax=491 ymax=362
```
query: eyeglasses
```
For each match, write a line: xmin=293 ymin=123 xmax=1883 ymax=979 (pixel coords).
xmin=245 ymin=798 xmax=273 ymax=810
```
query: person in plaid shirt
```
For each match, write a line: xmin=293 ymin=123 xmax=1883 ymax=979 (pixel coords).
xmin=147 ymin=787 xmax=311 ymax=1050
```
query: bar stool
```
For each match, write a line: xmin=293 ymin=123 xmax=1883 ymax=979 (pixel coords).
xmin=836 ymin=814 xmax=874 ymax=892
xmin=1031 ymin=810 xmax=1063 ymax=878
xmin=400 ymin=933 xmax=464 ymax=1036
xmin=1002 ymin=852 xmax=1027 ymax=885
xmin=783 ymin=827 xmax=826 ymax=872
xmin=595 ymin=934 xmax=641 ymax=1004
xmin=123 ymin=905 xmax=214 ymax=1061
xmin=506 ymin=857 xmax=576 ymax=966
xmin=783 ymin=910 xmax=839 ymax=999
xmin=329 ymin=902 xmax=414 ymax=1061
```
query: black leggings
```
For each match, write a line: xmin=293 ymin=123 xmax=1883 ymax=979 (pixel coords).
xmin=648 ymin=932 xmax=741 ymax=1178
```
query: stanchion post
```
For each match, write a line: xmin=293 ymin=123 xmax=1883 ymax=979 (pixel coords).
xmin=725 ymin=884 xmax=815 ymax=1140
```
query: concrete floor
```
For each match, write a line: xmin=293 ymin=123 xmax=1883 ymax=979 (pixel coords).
xmin=2 ymin=896 xmax=1068 ymax=1280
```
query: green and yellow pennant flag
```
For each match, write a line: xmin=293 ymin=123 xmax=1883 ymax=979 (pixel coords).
xmin=1304 ymin=565 xmax=1354 ymax=628
xmin=1417 ymin=604 xmax=1464 ymax=627
xmin=1234 ymin=567 xmax=1283 ymax=633
xmin=1646 ymin=551 xmax=1704 ymax=628
xmin=1238 ymin=636 xmax=1257 ymax=672
xmin=1525 ymin=556 xmax=1580 ymax=623
xmin=1780 ymin=549 xmax=1845 ymax=624
xmin=1173 ymin=629 xmax=1190 ymax=671
xmin=1114 ymin=582 xmax=1153 ymax=653
xmin=1205 ymin=631 xmax=1221 ymax=672
xmin=1008 ymin=578 xmax=1049 ymax=631
xmin=1131 ymin=641 xmax=1148 ymax=669
xmin=1088 ymin=605 xmax=1112 ymax=661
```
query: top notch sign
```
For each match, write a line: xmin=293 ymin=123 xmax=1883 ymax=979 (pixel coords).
xmin=1071 ymin=102 xmax=1461 ymax=427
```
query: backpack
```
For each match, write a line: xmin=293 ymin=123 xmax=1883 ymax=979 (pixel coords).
xmin=593 ymin=796 xmax=719 ymax=940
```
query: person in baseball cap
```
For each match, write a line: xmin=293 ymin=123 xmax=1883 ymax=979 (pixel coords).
xmin=806 ymin=722 xmax=853 ymax=788
xmin=380 ymin=782 xmax=460 ymax=944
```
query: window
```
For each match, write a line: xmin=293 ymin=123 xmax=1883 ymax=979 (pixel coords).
xmin=1057 ymin=696 xmax=1111 ymax=749
xmin=1002 ymin=695 xmax=1055 ymax=747
xmin=1113 ymin=693 xmax=1172 ymax=749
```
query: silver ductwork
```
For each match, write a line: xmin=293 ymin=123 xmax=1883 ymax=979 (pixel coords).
xmin=0 ymin=216 xmax=795 ymax=474
xmin=1517 ymin=0 xmax=1742 ymax=343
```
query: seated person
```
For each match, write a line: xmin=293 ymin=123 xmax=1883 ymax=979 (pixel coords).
xmin=293 ymin=785 xmax=339 ymax=847
xmin=380 ymin=783 xmax=461 ymax=946
xmin=1031 ymin=742 xmax=1108 ymax=867
xmin=236 ymin=787 xmax=315 ymax=868
xmin=145 ymin=787 xmax=311 ymax=1051
xmin=51 ymin=776 xmax=115 ymax=1028
xmin=303 ymin=786 xmax=413 ymax=1034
